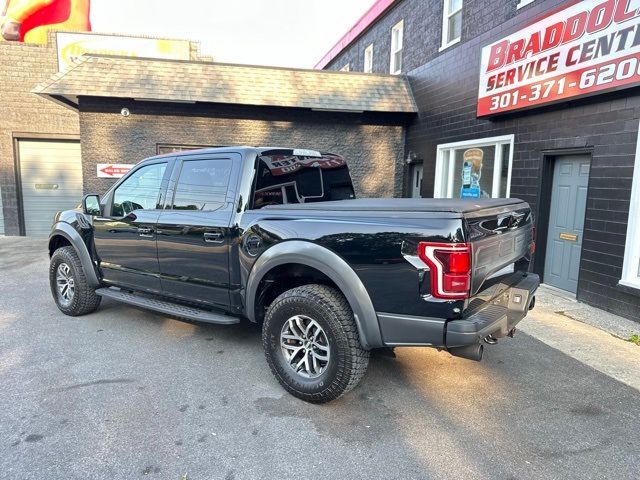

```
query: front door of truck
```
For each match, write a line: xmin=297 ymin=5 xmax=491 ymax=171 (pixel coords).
xmin=155 ymin=153 xmax=241 ymax=310
xmin=93 ymin=159 xmax=172 ymax=293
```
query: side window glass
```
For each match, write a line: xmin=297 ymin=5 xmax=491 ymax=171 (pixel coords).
xmin=172 ymin=159 xmax=232 ymax=211
xmin=112 ymin=163 xmax=167 ymax=216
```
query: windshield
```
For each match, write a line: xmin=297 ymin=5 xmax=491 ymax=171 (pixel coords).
xmin=252 ymin=152 xmax=355 ymax=209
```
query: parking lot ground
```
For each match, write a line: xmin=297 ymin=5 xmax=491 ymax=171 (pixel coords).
xmin=1 ymin=237 xmax=639 ymax=480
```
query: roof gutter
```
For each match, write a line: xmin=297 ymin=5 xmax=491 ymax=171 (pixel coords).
xmin=34 ymin=93 xmax=79 ymax=112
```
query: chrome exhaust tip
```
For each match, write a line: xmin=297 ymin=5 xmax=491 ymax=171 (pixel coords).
xmin=448 ymin=343 xmax=484 ymax=362
xmin=483 ymin=334 xmax=498 ymax=345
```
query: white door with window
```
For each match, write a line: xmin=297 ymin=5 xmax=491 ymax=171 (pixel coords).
xmin=434 ymin=135 xmax=513 ymax=199
xmin=411 ymin=164 xmax=423 ymax=198
xmin=621 ymin=120 xmax=640 ymax=290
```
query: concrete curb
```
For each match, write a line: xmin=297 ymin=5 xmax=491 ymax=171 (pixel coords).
xmin=536 ymin=285 xmax=640 ymax=342
xmin=520 ymin=298 xmax=640 ymax=392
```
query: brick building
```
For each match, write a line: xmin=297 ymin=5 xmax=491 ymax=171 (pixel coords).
xmin=1 ymin=35 xmax=414 ymax=237
xmin=0 ymin=31 xmax=201 ymax=236
xmin=319 ymin=0 xmax=640 ymax=320
xmin=3 ymin=0 xmax=640 ymax=322
xmin=33 ymin=55 xmax=414 ymax=201
xmin=0 ymin=35 xmax=79 ymax=236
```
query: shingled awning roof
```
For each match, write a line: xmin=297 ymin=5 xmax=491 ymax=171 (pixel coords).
xmin=33 ymin=55 xmax=417 ymax=114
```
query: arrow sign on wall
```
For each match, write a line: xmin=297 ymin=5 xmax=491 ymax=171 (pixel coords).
xmin=97 ymin=164 xmax=134 ymax=178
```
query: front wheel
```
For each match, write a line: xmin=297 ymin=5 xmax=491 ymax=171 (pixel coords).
xmin=262 ymin=284 xmax=370 ymax=403
xmin=49 ymin=246 xmax=101 ymax=316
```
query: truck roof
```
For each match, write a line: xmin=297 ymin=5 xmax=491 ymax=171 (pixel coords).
xmin=145 ymin=146 xmax=332 ymax=161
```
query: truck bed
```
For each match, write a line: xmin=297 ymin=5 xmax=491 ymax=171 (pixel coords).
xmin=264 ymin=198 xmax=526 ymax=214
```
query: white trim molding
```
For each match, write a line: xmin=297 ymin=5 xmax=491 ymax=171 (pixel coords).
xmin=441 ymin=0 xmax=463 ymax=51
xmin=434 ymin=134 xmax=515 ymax=199
xmin=620 ymin=120 xmax=640 ymax=290
xmin=390 ymin=20 xmax=404 ymax=74
xmin=364 ymin=43 xmax=374 ymax=73
xmin=517 ymin=0 xmax=536 ymax=9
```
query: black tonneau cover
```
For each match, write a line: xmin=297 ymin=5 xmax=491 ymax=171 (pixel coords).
xmin=264 ymin=198 xmax=526 ymax=214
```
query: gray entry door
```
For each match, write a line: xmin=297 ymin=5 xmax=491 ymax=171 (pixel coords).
xmin=544 ymin=155 xmax=590 ymax=293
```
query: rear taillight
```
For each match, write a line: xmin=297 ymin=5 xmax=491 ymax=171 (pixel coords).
xmin=418 ymin=242 xmax=472 ymax=299
xmin=530 ymin=227 xmax=536 ymax=255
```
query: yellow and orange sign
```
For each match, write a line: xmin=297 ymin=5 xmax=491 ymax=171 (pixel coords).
xmin=1 ymin=0 xmax=91 ymax=45
xmin=56 ymin=32 xmax=192 ymax=71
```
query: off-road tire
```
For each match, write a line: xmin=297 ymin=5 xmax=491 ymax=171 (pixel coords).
xmin=49 ymin=246 xmax=101 ymax=316
xmin=262 ymin=284 xmax=369 ymax=403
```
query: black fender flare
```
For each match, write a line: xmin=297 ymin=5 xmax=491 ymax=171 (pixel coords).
xmin=245 ymin=241 xmax=382 ymax=349
xmin=49 ymin=222 xmax=101 ymax=287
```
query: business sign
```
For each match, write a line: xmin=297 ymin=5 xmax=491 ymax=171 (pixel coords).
xmin=97 ymin=164 xmax=134 ymax=178
xmin=1 ymin=0 xmax=91 ymax=45
xmin=56 ymin=32 xmax=191 ymax=71
xmin=478 ymin=0 xmax=640 ymax=117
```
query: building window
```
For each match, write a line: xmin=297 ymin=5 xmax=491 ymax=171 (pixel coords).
xmin=621 ymin=121 xmax=640 ymax=289
xmin=517 ymin=0 xmax=535 ymax=9
xmin=441 ymin=0 xmax=462 ymax=51
xmin=434 ymin=135 xmax=514 ymax=199
xmin=390 ymin=20 xmax=403 ymax=74
xmin=364 ymin=44 xmax=374 ymax=73
xmin=340 ymin=63 xmax=350 ymax=72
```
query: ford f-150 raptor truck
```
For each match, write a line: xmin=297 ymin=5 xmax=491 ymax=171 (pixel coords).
xmin=48 ymin=147 xmax=539 ymax=403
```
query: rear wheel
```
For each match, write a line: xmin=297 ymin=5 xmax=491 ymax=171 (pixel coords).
xmin=262 ymin=284 xmax=369 ymax=403
xmin=49 ymin=246 xmax=101 ymax=316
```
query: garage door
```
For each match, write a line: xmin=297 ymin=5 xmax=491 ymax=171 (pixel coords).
xmin=19 ymin=140 xmax=83 ymax=237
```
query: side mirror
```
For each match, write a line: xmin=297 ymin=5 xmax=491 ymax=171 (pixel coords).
xmin=82 ymin=194 xmax=101 ymax=216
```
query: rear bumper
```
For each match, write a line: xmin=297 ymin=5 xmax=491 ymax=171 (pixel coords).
xmin=376 ymin=272 xmax=539 ymax=348
xmin=446 ymin=273 xmax=540 ymax=348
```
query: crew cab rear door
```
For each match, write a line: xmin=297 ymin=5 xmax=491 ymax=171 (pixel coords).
xmin=155 ymin=153 xmax=241 ymax=309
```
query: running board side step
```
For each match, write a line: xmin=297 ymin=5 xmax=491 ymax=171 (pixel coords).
xmin=95 ymin=288 xmax=240 ymax=325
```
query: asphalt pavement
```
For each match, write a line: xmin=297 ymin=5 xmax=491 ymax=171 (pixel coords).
xmin=1 ymin=237 xmax=639 ymax=480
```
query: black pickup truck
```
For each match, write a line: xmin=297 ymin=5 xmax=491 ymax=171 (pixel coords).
xmin=48 ymin=147 xmax=539 ymax=403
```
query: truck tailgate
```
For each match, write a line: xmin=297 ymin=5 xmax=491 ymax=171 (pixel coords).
xmin=465 ymin=202 xmax=534 ymax=296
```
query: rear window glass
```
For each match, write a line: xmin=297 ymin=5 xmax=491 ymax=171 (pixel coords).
xmin=253 ymin=152 xmax=355 ymax=209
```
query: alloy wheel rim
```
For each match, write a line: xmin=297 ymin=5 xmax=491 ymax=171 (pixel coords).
xmin=280 ymin=315 xmax=331 ymax=379
xmin=56 ymin=262 xmax=75 ymax=307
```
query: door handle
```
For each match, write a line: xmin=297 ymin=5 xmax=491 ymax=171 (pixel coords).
xmin=203 ymin=231 xmax=224 ymax=243
xmin=137 ymin=227 xmax=154 ymax=237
